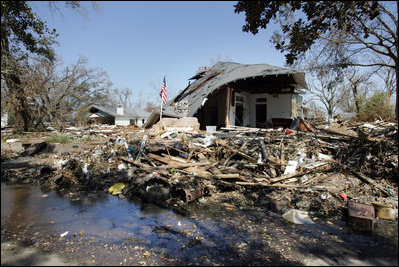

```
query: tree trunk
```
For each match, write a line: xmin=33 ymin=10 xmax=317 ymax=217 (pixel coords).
xmin=5 ymin=73 xmax=32 ymax=131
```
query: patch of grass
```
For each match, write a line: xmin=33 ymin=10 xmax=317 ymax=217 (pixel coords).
xmin=45 ymin=132 xmax=73 ymax=144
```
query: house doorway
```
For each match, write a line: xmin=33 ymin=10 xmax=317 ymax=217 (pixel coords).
xmin=256 ymin=97 xmax=267 ymax=128
xmin=235 ymin=94 xmax=245 ymax=126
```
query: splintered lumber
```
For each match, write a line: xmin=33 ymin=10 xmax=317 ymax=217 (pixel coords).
xmin=120 ymin=156 xmax=210 ymax=171
xmin=212 ymin=173 xmax=240 ymax=179
xmin=204 ymin=161 xmax=220 ymax=170
xmin=183 ymin=166 xmax=213 ymax=176
xmin=120 ymin=156 xmax=151 ymax=168
xmin=259 ymin=139 xmax=268 ymax=162
xmin=151 ymin=161 xmax=211 ymax=170
xmin=148 ymin=153 xmax=171 ymax=164
xmin=172 ymin=173 xmax=249 ymax=182
xmin=235 ymin=182 xmax=327 ymax=190
xmin=269 ymin=164 xmax=333 ymax=183
xmin=161 ymin=153 xmax=187 ymax=163
xmin=231 ymin=149 xmax=258 ymax=163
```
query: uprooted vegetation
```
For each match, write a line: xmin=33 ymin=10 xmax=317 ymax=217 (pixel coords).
xmin=1 ymin=119 xmax=398 ymax=219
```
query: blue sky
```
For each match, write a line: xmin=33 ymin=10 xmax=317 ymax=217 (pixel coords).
xmin=30 ymin=1 xmax=288 ymax=106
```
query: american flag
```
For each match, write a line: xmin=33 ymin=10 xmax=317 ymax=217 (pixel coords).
xmin=160 ymin=75 xmax=167 ymax=105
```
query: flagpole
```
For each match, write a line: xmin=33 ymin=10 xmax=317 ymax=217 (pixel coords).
xmin=160 ymin=74 xmax=165 ymax=120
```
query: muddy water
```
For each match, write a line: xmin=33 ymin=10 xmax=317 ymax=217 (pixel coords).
xmin=1 ymin=183 xmax=398 ymax=266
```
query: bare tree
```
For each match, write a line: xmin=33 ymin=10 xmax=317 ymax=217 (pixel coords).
xmin=344 ymin=68 xmax=374 ymax=113
xmin=4 ymin=56 xmax=115 ymax=129
xmin=113 ymin=87 xmax=134 ymax=111
xmin=306 ymin=68 xmax=346 ymax=122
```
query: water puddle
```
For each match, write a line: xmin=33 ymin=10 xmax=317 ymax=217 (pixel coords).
xmin=2 ymin=182 xmax=397 ymax=265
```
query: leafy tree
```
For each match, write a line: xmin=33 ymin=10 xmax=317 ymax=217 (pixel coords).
xmin=1 ymin=1 xmax=58 ymax=130
xmin=2 ymin=56 xmax=113 ymax=129
xmin=234 ymin=1 xmax=398 ymax=118
xmin=358 ymin=91 xmax=393 ymax=121
xmin=1 ymin=1 xmax=100 ymax=130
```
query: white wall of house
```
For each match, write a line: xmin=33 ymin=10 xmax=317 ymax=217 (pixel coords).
xmin=134 ymin=117 xmax=147 ymax=127
xmin=115 ymin=116 xmax=130 ymax=126
xmin=266 ymin=93 xmax=292 ymax=120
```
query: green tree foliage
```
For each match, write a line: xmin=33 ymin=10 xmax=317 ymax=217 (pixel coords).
xmin=357 ymin=91 xmax=393 ymax=121
xmin=1 ymin=1 xmax=106 ymax=130
xmin=1 ymin=1 xmax=58 ymax=61
xmin=234 ymin=1 xmax=397 ymax=68
xmin=1 ymin=1 xmax=59 ymax=130
xmin=234 ymin=1 xmax=398 ymax=118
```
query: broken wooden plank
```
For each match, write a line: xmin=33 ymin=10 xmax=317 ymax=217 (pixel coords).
xmin=183 ymin=166 xmax=213 ymax=177
xmin=269 ymin=164 xmax=333 ymax=183
xmin=235 ymin=182 xmax=327 ymax=190
xmin=204 ymin=161 xmax=220 ymax=171
xmin=147 ymin=153 xmax=171 ymax=164
xmin=351 ymin=171 xmax=391 ymax=197
xmin=161 ymin=153 xmax=187 ymax=163
xmin=231 ymin=149 xmax=258 ymax=163
xmin=259 ymin=139 xmax=268 ymax=162
xmin=150 ymin=161 xmax=211 ymax=170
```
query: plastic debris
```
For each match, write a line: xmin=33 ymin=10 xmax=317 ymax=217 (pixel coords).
xmin=282 ymin=209 xmax=315 ymax=224
xmin=284 ymin=160 xmax=298 ymax=174
xmin=108 ymin=183 xmax=126 ymax=195
xmin=60 ymin=231 xmax=69 ymax=237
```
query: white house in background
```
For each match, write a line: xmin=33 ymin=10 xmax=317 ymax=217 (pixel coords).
xmin=87 ymin=104 xmax=150 ymax=127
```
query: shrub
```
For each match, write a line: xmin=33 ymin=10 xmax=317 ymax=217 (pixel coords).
xmin=45 ymin=132 xmax=72 ymax=144
xmin=357 ymin=92 xmax=393 ymax=121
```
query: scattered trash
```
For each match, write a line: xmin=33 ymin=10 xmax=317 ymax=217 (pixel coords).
xmin=60 ymin=231 xmax=69 ymax=237
xmin=117 ymin=163 xmax=127 ymax=171
xmin=284 ymin=160 xmax=298 ymax=174
xmin=372 ymin=202 xmax=392 ymax=220
xmin=1 ymin=118 xmax=397 ymax=230
xmin=206 ymin=126 xmax=217 ymax=133
xmin=6 ymin=138 xmax=19 ymax=143
xmin=317 ymin=153 xmax=334 ymax=161
xmin=192 ymin=135 xmax=215 ymax=148
xmin=320 ymin=192 xmax=331 ymax=200
xmin=108 ymin=183 xmax=126 ymax=195
xmin=282 ymin=209 xmax=315 ymax=224
xmin=348 ymin=201 xmax=375 ymax=232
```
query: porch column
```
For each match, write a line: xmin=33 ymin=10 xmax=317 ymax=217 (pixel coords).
xmin=225 ymin=87 xmax=231 ymax=127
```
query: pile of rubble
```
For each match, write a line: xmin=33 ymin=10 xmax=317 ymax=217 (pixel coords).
xmin=1 ymin=118 xmax=398 ymax=220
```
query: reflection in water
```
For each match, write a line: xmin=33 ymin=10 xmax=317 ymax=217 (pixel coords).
xmin=1 ymin=182 xmax=397 ymax=266
xmin=5 ymin=185 xmax=31 ymax=231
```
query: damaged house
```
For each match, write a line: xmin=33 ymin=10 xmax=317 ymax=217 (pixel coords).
xmin=145 ymin=62 xmax=308 ymax=129
xmin=88 ymin=104 xmax=150 ymax=127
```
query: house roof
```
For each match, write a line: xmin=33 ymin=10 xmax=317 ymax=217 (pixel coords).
xmin=131 ymin=107 xmax=151 ymax=118
xmin=143 ymin=62 xmax=308 ymax=128
xmin=169 ymin=61 xmax=308 ymax=117
xmin=90 ymin=104 xmax=149 ymax=119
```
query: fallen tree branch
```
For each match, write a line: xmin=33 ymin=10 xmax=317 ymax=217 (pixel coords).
xmin=269 ymin=164 xmax=332 ymax=183
xmin=351 ymin=170 xmax=391 ymax=197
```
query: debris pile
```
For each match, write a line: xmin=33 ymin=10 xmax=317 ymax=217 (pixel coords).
xmin=1 ymin=118 xmax=398 ymax=219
